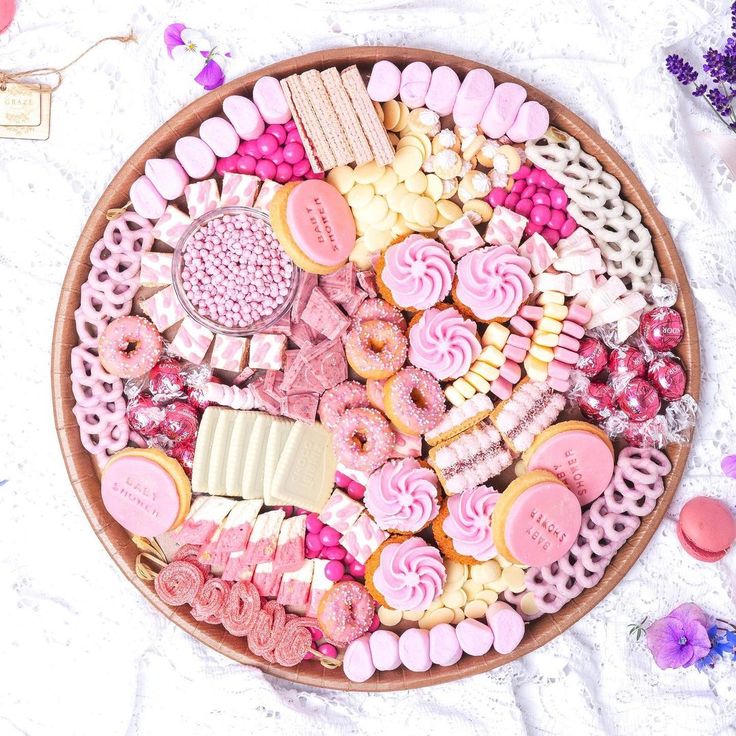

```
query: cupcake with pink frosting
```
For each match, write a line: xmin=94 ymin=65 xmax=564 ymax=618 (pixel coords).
xmin=452 ymin=245 xmax=532 ymax=323
xmin=432 ymin=484 xmax=501 ymax=564
xmin=376 ymin=234 xmax=455 ymax=312
xmin=408 ymin=305 xmax=481 ymax=381
xmin=364 ymin=535 xmax=447 ymax=611
xmin=364 ymin=458 xmax=441 ymax=534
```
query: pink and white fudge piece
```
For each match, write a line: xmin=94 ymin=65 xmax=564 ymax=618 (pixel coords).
xmin=220 ymin=172 xmax=260 ymax=208
xmin=242 ymin=509 xmax=285 ymax=565
xmin=318 ymin=489 xmax=364 ymax=534
xmin=175 ymin=496 xmax=237 ymax=546
xmin=153 ymin=206 xmax=192 ymax=247
xmin=437 ymin=214 xmax=484 ymax=260
xmin=184 ymin=179 xmax=220 ymax=219
xmin=201 ymin=498 xmax=262 ymax=571
xmin=249 ymin=333 xmax=287 ymax=370
xmin=273 ymin=515 xmax=307 ymax=572
xmin=253 ymin=179 xmax=283 ymax=211
xmin=139 ymin=285 xmax=186 ymax=332
xmin=484 ymin=205 xmax=528 ymax=248
xmin=139 ymin=251 xmax=173 ymax=287
xmin=210 ymin=334 xmax=249 ymax=373
xmin=170 ymin=317 xmax=214 ymax=364
xmin=390 ymin=429 xmax=422 ymax=459
xmin=277 ymin=559 xmax=314 ymax=607
xmin=340 ymin=513 xmax=388 ymax=565
xmin=519 ymin=233 xmax=557 ymax=275
xmin=306 ymin=559 xmax=334 ymax=617
xmin=253 ymin=561 xmax=283 ymax=597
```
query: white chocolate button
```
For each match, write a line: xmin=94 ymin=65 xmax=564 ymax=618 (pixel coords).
xmin=436 ymin=199 xmax=463 ymax=222
xmin=375 ymin=168 xmax=400 ymax=196
xmin=464 ymin=599 xmax=489 ymax=619
xmin=476 ymin=589 xmax=499 ymax=605
xmin=403 ymin=608 xmax=425 ymax=622
xmin=404 ymin=170 xmax=428 ymax=194
xmin=327 ymin=165 xmax=356 ymax=194
xmin=386 ymin=182 xmax=409 ymax=211
xmin=446 ymin=560 xmax=469 ymax=584
xmin=361 ymin=195 xmax=389 ymax=225
xmin=451 ymin=607 xmax=466 ymax=625
xmin=462 ymin=579 xmax=484 ymax=598
xmin=425 ymin=173 xmax=444 ymax=201
xmin=502 ymin=565 xmax=527 ymax=593
xmin=378 ymin=605 xmax=403 ymax=627
xmin=441 ymin=588 xmax=468 ymax=609
xmin=354 ymin=161 xmax=386 ymax=185
xmin=392 ymin=146 xmax=424 ymax=179
xmin=423 ymin=607 xmax=455 ymax=628
xmin=346 ymin=183 xmax=374 ymax=209
xmin=469 ymin=560 xmax=502 ymax=584
xmin=411 ymin=196 xmax=438 ymax=227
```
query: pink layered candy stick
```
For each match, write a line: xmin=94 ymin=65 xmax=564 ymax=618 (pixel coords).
xmin=277 ymin=559 xmax=314 ymax=607
xmin=437 ymin=213 xmax=484 ymax=260
xmin=566 ymin=303 xmax=592 ymax=325
xmin=130 ymin=176 xmax=167 ymax=220
xmin=503 ymin=343 xmax=527 ymax=363
xmin=175 ymin=496 xmax=237 ymax=545
xmin=519 ymin=232 xmax=557 ymax=275
xmin=390 ymin=428 xmax=422 ymax=459
xmin=243 ymin=509 xmax=285 ymax=565
xmin=506 ymin=101 xmax=550 ymax=144
xmin=318 ymin=489 xmax=364 ymax=534
xmin=253 ymin=179 xmax=283 ymax=211
xmin=547 ymin=376 xmax=570 ymax=393
xmin=499 ymin=359 xmax=522 ymax=384
xmin=561 ymin=320 xmax=585 ymax=339
xmin=547 ymin=359 xmax=573 ymax=380
xmin=210 ymin=333 xmax=249 ymax=373
xmin=223 ymin=95 xmax=265 ymax=140
xmin=509 ymin=316 xmax=534 ymax=338
xmin=253 ymin=562 xmax=283 ymax=597
xmin=507 ymin=334 xmax=531 ymax=350
xmin=145 ymin=159 xmax=189 ymax=200
xmin=202 ymin=498 xmax=263 ymax=570
xmin=273 ymin=515 xmax=307 ymax=573
xmin=139 ymin=285 xmax=186 ymax=332
xmin=220 ymin=172 xmax=259 ymax=208
xmin=175 ymin=136 xmax=217 ymax=180
xmin=139 ymin=251 xmax=173 ymax=287
xmin=170 ymin=317 xmax=213 ymax=365
xmin=301 ymin=287 xmax=350 ymax=340
xmin=553 ymin=345 xmax=579 ymax=365
xmin=253 ymin=76 xmax=292 ymax=124
xmin=339 ymin=513 xmax=388 ymax=565
xmin=199 ymin=116 xmax=240 ymax=157
xmin=153 ymin=206 xmax=192 ymax=247
xmin=490 ymin=376 xmax=513 ymax=400
xmin=249 ymin=333 xmax=287 ymax=370
xmin=221 ymin=551 xmax=255 ymax=582
xmin=306 ymin=559 xmax=334 ymax=617
xmin=557 ymin=334 xmax=580 ymax=351
xmin=518 ymin=305 xmax=543 ymax=322
xmin=484 ymin=206 xmax=528 ymax=248
xmin=453 ymin=68 xmax=495 ymax=128
xmin=184 ymin=179 xmax=220 ymax=219
xmin=480 ymin=82 xmax=527 ymax=139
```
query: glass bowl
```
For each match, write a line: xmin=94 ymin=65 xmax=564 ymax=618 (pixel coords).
xmin=172 ymin=206 xmax=301 ymax=337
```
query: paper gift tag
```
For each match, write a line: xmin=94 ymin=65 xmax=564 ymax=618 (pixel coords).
xmin=0 ymin=85 xmax=51 ymax=140
xmin=0 ymin=82 xmax=41 ymax=126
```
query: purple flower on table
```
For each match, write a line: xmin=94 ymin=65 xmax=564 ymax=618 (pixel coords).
xmin=164 ymin=23 xmax=187 ymax=57
xmin=666 ymin=54 xmax=699 ymax=85
xmin=195 ymin=59 xmax=225 ymax=91
xmin=703 ymin=40 xmax=736 ymax=86
xmin=646 ymin=603 xmax=712 ymax=669
xmin=707 ymin=87 xmax=736 ymax=117
xmin=163 ymin=23 xmax=229 ymax=91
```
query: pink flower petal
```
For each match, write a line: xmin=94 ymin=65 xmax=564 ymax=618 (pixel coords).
xmin=721 ymin=454 xmax=736 ymax=478
xmin=668 ymin=602 xmax=709 ymax=629
xmin=164 ymin=23 xmax=186 ymax=57
xmin=646 ymin=617 xmax=691 ymax=669
xmin=194 ymin=59 xmax=225 ymax=90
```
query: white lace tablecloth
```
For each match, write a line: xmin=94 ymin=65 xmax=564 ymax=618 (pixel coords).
xmin=1 ymin=1 xmax=735 ymax=734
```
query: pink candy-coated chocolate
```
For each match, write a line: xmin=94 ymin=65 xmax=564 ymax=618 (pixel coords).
xmin=647 ymin=356 xmax=687 ymax=401
xmin=640 ymin=306 xmax=684 ymax=352
xmin=617 ymin=377 xmax=661 ymax=422
xmin=324 ymin=560 xmax=345 ymax=581
xmin=608 ymin=345 xmax=646 ymax=377
xmin=577 ymin=336 xmax=608 ymax=377
xmin=579 ymin=381 xmax=616 ymax=422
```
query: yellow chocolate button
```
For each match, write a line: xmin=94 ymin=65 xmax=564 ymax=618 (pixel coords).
xmin=411 ymin=196 xmax=438 ymax=227
xmin=463 ymin=600 xmax=489 ymax=619
xmin=364 ymin=227 xmax=393 ymax=253
xmin=441 ymin=589 xmax=467 ymax=609
xmin=354 ymin=161 xmax=386 ymax=185
xmin=392 ymin=145 xmax=424 ymax=179
xmin=386 ymin=182 xmax=409 ymax=211
xmin=375 ymin=168 xmax=400 ymax=196
xmin=476 ymin=589 xmax=499 ymax=605
xmin=381 ymin=99 xmax=401 ymax=131
xmin=469 ymin=560 xmax=501 ymax=584
xmin=404 ymin=170 xmax=428 ymax=194
xmin=326 ymin=165 xmax=356 ymax=194
xmin=360 ymin=195 xmax=389 ymax=225
xmin=502 ymin=565 xmax=527 ymax=593
xmin=346 ymin=183 xmax=374 ymax=209
xmin=451 ymin=607 xmax=466 ymax=625
xmin=424 ymin=173 xmax=443 ymax=202
xmin=436 ymin=199 xmax=463 ymax=223
xmin=377 ymin=605 xmax=403 ymax=627
xmin=462 ymin=579 xmax=484 ymax=598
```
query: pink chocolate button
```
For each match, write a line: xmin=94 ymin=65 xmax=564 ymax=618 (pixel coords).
xmin=504 ymin=480 xmax=581 ymax=566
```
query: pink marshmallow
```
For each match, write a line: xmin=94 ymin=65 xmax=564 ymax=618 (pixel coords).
xmin=367 ymin=60 xmax=402 ymax=102
xmin=130 ymin=176 xmax=167 ymax=220
xmin=452 ymin=68 xmax=495 ymax=127
xmin=400 ymin=61 xmax=432 ymax=108
xmin=222 ymin=95 xmax=265 ymax=140
xmin=174 ymin=136 xmax=217 ymax=180
xmin=506 ymin=101 xmax=550 ymax=143
xmin=480 ymin=82 xmax=527 ymax=139
xmin=424 ymin=65 xmax=461 ymax=116
xmin=199 ymin=117 xmax=240 ymax=158
xmin=144 ymin=158 xmax=189 ymax=200
xmin=252 ymin=76 xmax=291 ymax=124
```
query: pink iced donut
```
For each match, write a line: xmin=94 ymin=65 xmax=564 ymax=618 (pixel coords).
xmin=333 ymin=407 xmax=394 ymax=472
xmin=344 ymin=320 xmax=408 ymax=380
xmin=98 ymin=316 xmax=163 ymax=378
xmin=354 ymin=298 xmax=407 ymax=331
xmin=318 ymin=380 xmax=371 ymax=431
xmin=316 ymin=581 xmax=375 ymax=646
xmin=383 ymin=367 xmax=446 ymax=436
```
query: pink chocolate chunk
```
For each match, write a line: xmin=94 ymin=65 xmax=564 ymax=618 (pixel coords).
xmin=301 ymin=287 xmax=350 ymax=340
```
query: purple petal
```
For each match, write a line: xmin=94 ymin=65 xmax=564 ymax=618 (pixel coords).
xmin=194 ymin=59 xmax=225 ymax=91
xmin=721 ymin=454 xmax=736 ymax=478
xmin=164 ymin=23 xmax=187 ymax=57
xmin=668 ymin=602 xmax=709 ymax=629
xmin=646 ymin=618 xmax=692 ymax=669
xmin=681 ymin=623 xmax=712 ymax=666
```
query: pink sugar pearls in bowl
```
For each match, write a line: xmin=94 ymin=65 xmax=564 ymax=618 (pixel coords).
xmin=172 ymin=206 xmax=301 ymax=336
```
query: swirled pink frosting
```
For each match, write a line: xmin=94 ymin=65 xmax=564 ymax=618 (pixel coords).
xmin=408 ymin=306 xmax=481 ymax=380
xmin=442 ymin=485 xmax=501 ymax=561
xmin=373 ymin=536 xmax=446 ymax=610
xmin=364 ymin=458 xmax=440 ymax=533
xmin=455 ymin=245 xmax=532 ymax=320
xmin=381 ymin=235 xmax=455 ymax=310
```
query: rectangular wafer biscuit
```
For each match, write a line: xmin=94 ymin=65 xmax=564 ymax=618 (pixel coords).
xmin=340 ymin=65 xmax=395 ymax=165
xmin=279 ymin=76 xmax=324 ymax=173
xmin=300 ymin=69 xmax=354 ymax=167
xmin=281 ymin=75 xmax=336 ymax=172
xmin=320 ymin=66 xmax=373 ymax=165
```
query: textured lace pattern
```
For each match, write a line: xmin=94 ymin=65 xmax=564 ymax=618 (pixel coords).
xmin=1 ymin=1 xmax=735 ymax=734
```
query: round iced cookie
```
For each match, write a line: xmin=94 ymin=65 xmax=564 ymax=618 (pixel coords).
xmin=174 ymin=136 xmax=217 ymax=179
xmin=130 ymin=176 xmax=166 ymax=220
xmin=222 ymin=95 xmax=265 ymax=140
xmin=506 ymin=101 xmax=550 ymax=143
xmin=522 ymin=421 xmax=615 ymax=506
xmin=453 ymin=68 xmax=495 ymax=128
xmin=677 ymin=496 xmax=736 ymax=562
xmin=486 ymin=602 xmax=525 ymax=654
xmin=369 ymin=630 xmax=401 ymax=671
xmin=367 ymin=60 xmax=402 ymax=102
xmin=269 ymin=179 xmax=356 ymax=274
xmin=400 ymin=61 xmax=432 ymax=108
xmin=492 ymin=470 xmax=581 ymax=567
xmin=399 ymin=628 xmax=432 ymax=672
xmin=455 ymin=617 xmax=494 ymax=656
xmin=480 ymin=82 xmax=527 ymax=139
xmin=199 ymin=117 xmax=240 ymax=157
xmin=429 ymin=623 xmax=463 ymax=666
xmin=252 ymin=76 xmax=291 ymax=124
xmin=342 ymin=635 xmax=376 ymax=683
xmin=144 ymin=158 xmax=189 ymax=200
xmin=425 ymin=66 xmax=461 ymax=116
xmin=101 ymin=447 xmax=191 ymax=537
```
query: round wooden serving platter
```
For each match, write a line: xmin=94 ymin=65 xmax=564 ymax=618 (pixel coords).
xmin=51 ymin=46 xmax=700 ymax=691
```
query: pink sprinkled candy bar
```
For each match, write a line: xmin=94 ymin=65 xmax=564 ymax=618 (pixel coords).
xmin=139 ymin=251 xmax=173 ymax=287
xmin=184 ymin=179 xmax=220 ymax=219
xmin=519 ymin=233 xmax=557 ymax=275
xmin=210 ymin=333 xmax=249 ymax=373
xmin=253 ymin=179 xmax=283 ymax=211
xmin=139 ymin=285 xmax=186 ymax=332
xmin=318 ymin=489 xmax=364 ymax=534
xmin=153 ymin=206 xmax=192 ymax=246
xmin=339 ymin=513 xmax=388 ymax=564
xmin=437 ymin=214 xmax=484 ymax=260
xmin=220 ymin=172 xmax=259 ymax=208
xmin=170 ymin=316 xmax=214 ymax=364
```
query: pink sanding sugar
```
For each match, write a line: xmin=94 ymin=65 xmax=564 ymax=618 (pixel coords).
xmin=180 ymin=212 xmax=294 ymax=330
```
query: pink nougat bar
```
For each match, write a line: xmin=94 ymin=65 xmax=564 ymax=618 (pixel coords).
xmin=339 ymin=513 xmax=388 ymax=565
xmin=210 ymin=334 xmax=249 ymax=373
xmin=272 ymin=515 xmax=307 ymax=572
xmin=249 ymin=333 xmax=287 ymax=370
xmin=253 ymin=562 xmax=283 ymax=598
xmin=201 ymin=498 xmax=263 ymax=571
xmin=437 ymin=213 xmax=485 ymax=260
xmin=318 ymin=489 xmax=363 ymax=534
xmin=484 ymin=205 xmax=528 ymax=248
xmin=221 ymin=551 xmax=255 ymax=582
xmin=170 ymin=317 xmax=214 ymax=364
xmin=139 ymin=251 xmax=173 ymax=287
xmin=184 ymin=178 xmax=220 ymax=219
xmin=139 ymin=285 xmax=186 ymax=332
xmin=175 ymin=496 xmax=237 ymax=546
xmin=306 ymin=559 xmax=334 ymax=617
xmin=242 ymin=509 xmax=285 ymax=565
xmin=519 ymin=233 xmax=557 ymax=275
xmin=253 ymin=179 xmax=283 ymax=211
xmin=277 ymin=559 xmax=314 ymax=607
xmin=219 ymin=172 xmax=259 ymax=208
xmin=153 ymin=205 xmax=192 ymax=246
